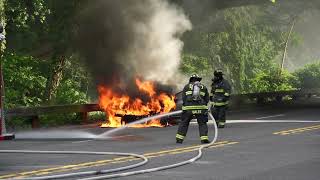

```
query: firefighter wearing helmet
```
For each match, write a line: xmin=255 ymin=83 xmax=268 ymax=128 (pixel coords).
xmin=176 ymin=74 xmax=210 ymax=144
xmin=210 ymin=69 xmax=231 ymax=128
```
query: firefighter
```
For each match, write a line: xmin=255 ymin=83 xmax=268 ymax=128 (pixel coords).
xmin=176 ymin=74 xmax=210 ymax=144
xmin=210 ymin=69 xmax=231 ymax=128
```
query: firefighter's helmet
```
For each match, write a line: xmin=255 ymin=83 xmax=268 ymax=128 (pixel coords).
xmin=214 ymin=69 xmax=223 ymax=77
xmin=189 ymin=73 xmax=202 ymax=82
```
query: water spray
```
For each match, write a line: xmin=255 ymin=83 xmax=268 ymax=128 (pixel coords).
xmin=97 ymin=110 xmax=184 ymax=138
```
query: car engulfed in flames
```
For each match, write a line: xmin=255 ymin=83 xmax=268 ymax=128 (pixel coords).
xmin=98 ymin=78 xmax=176 ymax=128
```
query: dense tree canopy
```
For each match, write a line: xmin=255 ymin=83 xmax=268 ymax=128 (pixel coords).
xmin=181 ymin=4 xmax=319 ymax=93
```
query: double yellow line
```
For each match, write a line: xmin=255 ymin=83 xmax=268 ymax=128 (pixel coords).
xmin=0 ymin=141 xmax=238 ymax=179
xmin=273 ymin=124 xmax=320 ymax=135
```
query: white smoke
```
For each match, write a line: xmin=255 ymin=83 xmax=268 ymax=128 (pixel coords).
xmin=126 ymin=0 xmax=192 ymax=84
xmin=77 ymin=0 xmax=192 ymax=92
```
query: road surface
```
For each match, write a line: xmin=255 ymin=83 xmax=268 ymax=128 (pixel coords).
xmin=0 ymin=104 xmax=319 ymax=180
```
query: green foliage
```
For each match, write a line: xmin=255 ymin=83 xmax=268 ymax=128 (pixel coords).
xmin=54 ymin=56 xmax=90 ymax=104
xmin=180 ymin=54 xmax=213 ymax=76
xmin=4 ymin=0 xmax=50 ymax=52
xmin=3 ymin=52 xmax=91 ymax=128
xmin=4 ymin=0 xmax=86 ymax=54
xmin=213 ymin=7 xmax=281 ymax=93
xmin=181 ymin=7 xmax=282 ymax=93
xmin=248 ymin=68 xmax=298 ymax=93
xmin=3 ymin=53 xmax=47 ymax=108
xmin=40 ymin=113 xmax=81 ymax=127
xmin=56 ymin=79 xmax=87 ymax=104
xmin=3 ymin=53 xmax=90 ymax=108
xmin=294 ymin=61 xmax=320 ymax=89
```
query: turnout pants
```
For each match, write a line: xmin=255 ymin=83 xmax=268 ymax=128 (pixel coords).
xmin=176 ymin=110 xmax=208 ymax=142
xmin=212 ymin=105 xmax=227 ymax=126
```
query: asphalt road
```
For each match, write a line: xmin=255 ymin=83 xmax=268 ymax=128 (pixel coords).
xmin=0 ymin=104 xmax=320 ymax=180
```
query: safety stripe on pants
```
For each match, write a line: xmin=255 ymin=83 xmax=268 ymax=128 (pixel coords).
xmin=176 ymin=134 xmax=184 ymax=140
xmin=213 ymin=102 xmax=228 ymax=106
xmin=182 ymin=105 xmax=208 ymax=110
xmin=215 ymin=89 xmax=224 ymax=93
xmin=200 ymin=136 xmax=209 ymax=140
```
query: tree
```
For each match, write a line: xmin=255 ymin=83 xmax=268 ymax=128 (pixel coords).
xmin=4 ymin=0 xmax=89 ymax=104
xmin=249 ymin=68 xmax=297 ymax=93
xmin=41 ymin=0 xmax=85 ymax=103
xmin=3 ymin=53 xmax=47 ymax=108
xmin=294 ymin=62 xmax=320 ymax=89
xmin=182 ymin=7 xmax=281 ymax=93
xmin=4 ymin=0 xmax=50 ymax=53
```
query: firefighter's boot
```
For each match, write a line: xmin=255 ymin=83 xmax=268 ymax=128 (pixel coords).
xmin=200 ymin=136 xmax=210 ymax=144
xmin=176 ymin=134 xmax=184 ymax=144
xmin=218 ymin=121 xmax=225 ymax=128
xmin=176 ymin=138 xmax=183 ymax=144
xmin=201 ymin=139 xmax=210 ymax=144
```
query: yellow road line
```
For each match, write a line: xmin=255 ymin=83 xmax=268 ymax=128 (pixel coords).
xmin=275 ymin=125 xmax=320 ymax=133
xmin=0 ymin=141 xmax=237 ymax=179
xmin=273 ymin=124 xmax=320 ymax=135
xmin=275 ymin=125 xmax=320 ymax=135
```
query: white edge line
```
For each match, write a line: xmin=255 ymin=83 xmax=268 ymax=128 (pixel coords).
xmin=227 ymin=120 xmax=320 ymax=123
xmin=255 ymin=114 xmax=285 ymax=120
xmin=191 ymin=120 xmax=320 ymax=124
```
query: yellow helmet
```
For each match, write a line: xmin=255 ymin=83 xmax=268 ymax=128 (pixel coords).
xmin=189 ymin=73 xmax=202 ymax=82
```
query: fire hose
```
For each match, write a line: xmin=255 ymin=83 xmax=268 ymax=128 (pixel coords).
xmin=0 ymin=110 xmax=218 ymax=180
xmin=1 ymin=151 xmax=148 ymax=180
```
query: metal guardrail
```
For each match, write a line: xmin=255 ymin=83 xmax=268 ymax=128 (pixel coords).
xmin=6 ymin=89 xmax=320 ymax=128
xmin=231 ymin=88 xmax=320 ymax=105
xmin=6 ymin=104 xmax=101 ymax=128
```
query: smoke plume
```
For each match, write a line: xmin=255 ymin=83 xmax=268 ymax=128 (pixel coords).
xmin=75 ymin=0 xmax=191 ymax=95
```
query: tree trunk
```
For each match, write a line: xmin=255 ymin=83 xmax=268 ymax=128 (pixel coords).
xmin=44 ymin=56 xmax=66 ymax=104
xmin=279 ymin=17 xmax=297 ymax=75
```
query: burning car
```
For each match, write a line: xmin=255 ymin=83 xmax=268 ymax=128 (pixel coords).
xmin=98 ymin=78 xmax=178 ymax=128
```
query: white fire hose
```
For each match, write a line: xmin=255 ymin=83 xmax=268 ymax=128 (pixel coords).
xmin=1 ymin=150 xmax=148 ymax=180
xmin=0 ymin=110 xmax=218 ymax=180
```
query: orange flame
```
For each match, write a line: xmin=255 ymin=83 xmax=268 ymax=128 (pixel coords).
xmin=98 ymin=78 xmax=176 ymax=128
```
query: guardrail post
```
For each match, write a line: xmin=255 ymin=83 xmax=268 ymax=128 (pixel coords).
xmin=80 ymin=112 xmax=88 ymax=124
xmin=256 ymin=97 xmax=264 ymax=104
xmin=276 ymin=95 xmax=283 ymax=102
xmin=31 ymin=116 xmax=40 ymax=129
xmin=232 ymin=97 xmax=243 ymax=107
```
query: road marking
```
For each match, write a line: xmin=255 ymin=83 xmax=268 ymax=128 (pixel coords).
xmin=227 ymin=120 xmax=319 ymax=123
xmin=255 ymin=114 xmax=285 ymax=120
xmin=71 ymin=140 xmax=93 ymax=143
xmin=191 ymin=120 xmax=319 ymax=125
xmin=273 ymin=124 xmax=320 ymax=135
xmin=0 ymin=141 xmax=238 ymax=179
